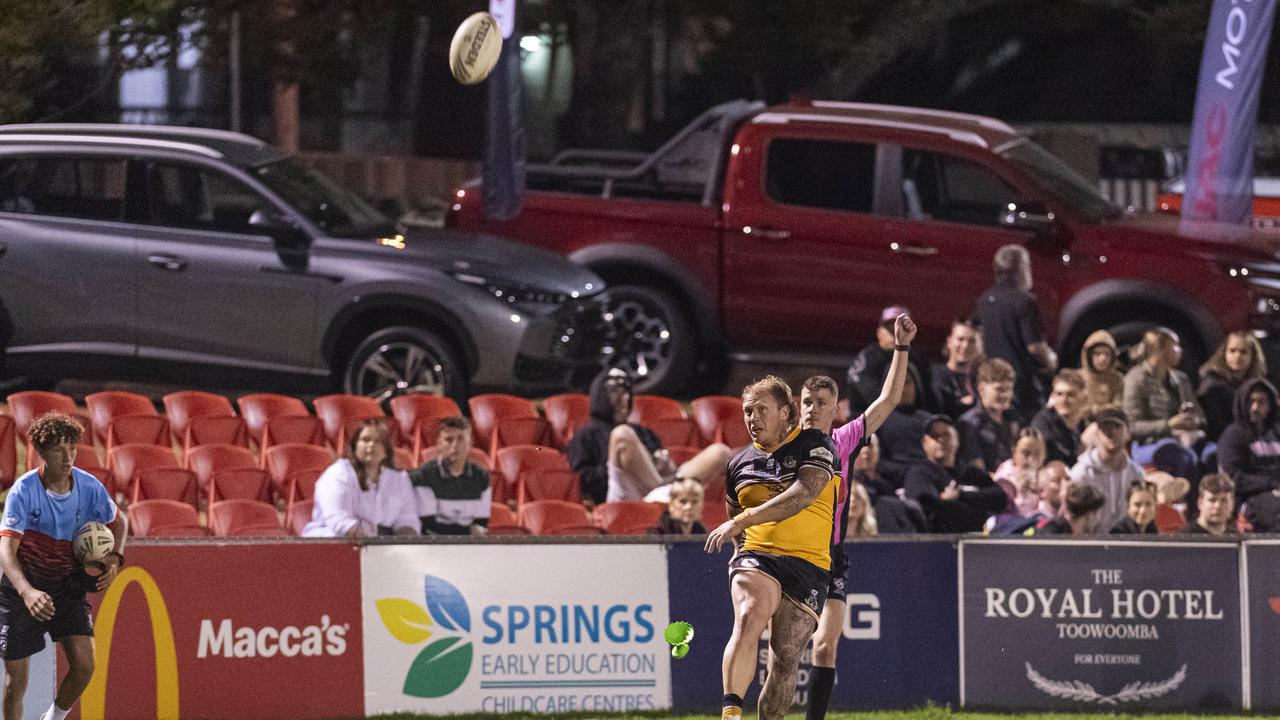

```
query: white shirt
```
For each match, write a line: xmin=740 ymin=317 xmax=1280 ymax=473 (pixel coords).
xmin=303 ymin=459 xmax=420 ymax=537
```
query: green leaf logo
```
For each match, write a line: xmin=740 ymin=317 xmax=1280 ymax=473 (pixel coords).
xmin=377 ymin=598 xmax=433 ymax=644
xmin=403 ymin=637 xmax=474 ymax=698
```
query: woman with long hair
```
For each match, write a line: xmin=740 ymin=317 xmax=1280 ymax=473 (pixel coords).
xmin=303 ymin=418 xmax=419 ymax=537
xmin=1198 ymin=330 xmax=1267 ymax=441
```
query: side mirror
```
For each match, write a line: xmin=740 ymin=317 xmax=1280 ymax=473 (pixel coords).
xmin=249 ymin=209 xmax=310 ymax=250
xmin=1001 ymin=201 xmax=1056 ymax=235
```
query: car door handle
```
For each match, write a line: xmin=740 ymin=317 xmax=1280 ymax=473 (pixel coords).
xmin=741 ymin=226 xmax=791 ymax=240
xmin=147 ymin=254 xmax=188 ymax=271
xmin=890 ymin=242 xmax=938 ymax=257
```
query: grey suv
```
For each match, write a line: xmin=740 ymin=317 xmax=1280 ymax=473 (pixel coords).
xmin=0 ymin=125 xmax=609 ymax=400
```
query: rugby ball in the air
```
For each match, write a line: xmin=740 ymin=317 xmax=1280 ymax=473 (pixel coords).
xmin=73 ymin=521 xmax=114 ymax=565
xmin=449 ymin=12 xmax=502 ymax=85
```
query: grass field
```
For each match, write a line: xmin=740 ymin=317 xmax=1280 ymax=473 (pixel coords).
xmin=365 ymin=710 xmax=1256 ymax=720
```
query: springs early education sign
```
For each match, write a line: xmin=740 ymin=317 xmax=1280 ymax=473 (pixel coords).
xmin=961 ymin=540 xmax=1241 ymax=711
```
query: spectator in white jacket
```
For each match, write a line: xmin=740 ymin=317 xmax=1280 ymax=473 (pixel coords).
xmin=304 ymin=419 xmax=419 ymax=538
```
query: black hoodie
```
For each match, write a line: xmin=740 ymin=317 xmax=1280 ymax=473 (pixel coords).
xmin=1217 ymin=377 xmax=1280 ymax=502
xmin=566 ymin=370 xmax=663 ymax=503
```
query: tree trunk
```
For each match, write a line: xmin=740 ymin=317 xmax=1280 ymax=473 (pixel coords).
xmin=269 ymin=0 xmax=300 ymax=152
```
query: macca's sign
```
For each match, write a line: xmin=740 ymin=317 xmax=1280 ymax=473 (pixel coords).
xmin=82 ymin=567 xmax=180 ymax=720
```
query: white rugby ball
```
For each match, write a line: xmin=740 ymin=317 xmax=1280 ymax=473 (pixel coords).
xmin=73 ymin=521 xmax=114 ymax=565
xmin=449 ymin=12 xmax=503 ymax=85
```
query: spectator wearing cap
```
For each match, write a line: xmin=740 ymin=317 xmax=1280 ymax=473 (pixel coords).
xmin=1216 ymin=378 xmax=1280 ymax=504
xmin=1030 ymin=369 xmax=1087 ymax=465
xmin=972 ymin=244 xmax=1057 ymax=423
xmin=869 ymin=364 xmax=933 ymax=488
xmin=1123 ymin=327 xmax=1203 ymax=479
xmin=1068 ymin=408 xmax=1145 ymax=531
xmin=957 ymin=358 xmax=1020 ymax=472
xmin=931 ymin=318 xmax=984 ymax=420
xmin=567 ymin=368 xmax=731 ymax=504
xmin=847 ymin=305 xmax=935 ymax=416
xmin=1037 ymin=483 xmax=1106 ymax=535
xmin=1181 ymin=473 xmax=1236 ymax=535
xmin=904 ymin=415 xmax=1008 ymax=532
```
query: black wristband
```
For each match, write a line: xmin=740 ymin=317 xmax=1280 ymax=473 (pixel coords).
xmin=106 ymin=551 xmax=125 ymax=567
xmin=895 ymin=344 xmax=910 ymax=352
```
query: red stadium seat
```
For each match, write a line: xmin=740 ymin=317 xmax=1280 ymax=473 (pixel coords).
xmin=285 ymin=500 xmax=313 ymax=536
xmin=495 ymin=445 xmax=567 ymax=507
xmin=185 ymin=444 xmax=257 ymax=490
xmin=0 ymin=415 xmax=14 ymax=490
xmin=593 ymin=501 xmax=664 ymax=535
xmin=389 ymin=393 xmax=462 ymax=449
xmin=104 ymin=414 xmax=170 ymax=455
xmin=162 ymin=391 xmax=236 ymax=446
xmin=692 ymin=395 xmax=750 ymax=447
xmin=133 ymin=468 xmax=199 ymax=508
xmin=487 ymin=525 xmax=532 ymax=536
xmin=628 ymin=394 xmax=686 ymax=425
xmin=647 ymin=417 xmax=702 ymax=449
xmin=6 ymin=391 xmax=78 ymax=443
xmin=467 ymin=394 xmax=537 ymax=449
xmin=182 ymin=416 xmax=249 ymax=452
xmin=236 ymin=393 xmax=309 ymax=448
xmin=129 ymin=499 xmax=208 ymax=537
xmin=518 ymin=500 xmax=595 ymax=535
xmin=702 ymin=498 xmax=730 ymax=528
xmin=76 ymin=462 xmax=115 ymax=499
xmin=517 ymin=468 xmax=581 ymax=507
xmin=489 ymin=502 xmax=518 ymax=528
xmin=209 ymin=499 xmax=287 ymax=537
xmin=546 ymin=524 xmax=605 ymax=536
xmin=667 ymin=445 xmax=701 ymax=467
xmin=1156 ymin=503 xmax=1186 ymax=534
xmin=313 ymin=394 xmax=385 ymax=449
xmin=85 ymin=391 xmax=157 ymax=448
xmin=208 ymin=468 xmax=274 ymax=505
xmin=263 ymin=444 xmax=335 ymax=498
xmin=489 ymin=416 xmax=553 ymax=459
xmin=394 ymin=447 xmax=414 ymax=471
xmin=107 ymin=444 xmax=179 ymax=499
xmin=542 ymin=393 xmax=590 ymax=449
xmin=284 ymin=467 xmax=324 ymax=507
xmin=260 ymin=415 xmax=327 ymax=461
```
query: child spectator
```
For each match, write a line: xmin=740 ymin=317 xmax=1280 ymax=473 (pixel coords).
xmin=1080 ymin=329 xmax=1124 ymax=417
xmin=649 ymin=478 xmax=706 ymax=535
xmin=1037 ymin=483 xmax=1106 ymax=535
xmin=995 ymin=429 xmax=1047 ymax=516
xmin=410 ymin=416 xmax=491 ymax=535
xmin=1069 ymin=408 xmax=1145 ymax=531
xmin=1198 ymin=331 xmax=1267 ymax=442
xmin=1216 ymin=378 xmax=1280 ymax=504
xmin=958 ymin=358 xmax=1020 ymax=471
xmin=1110 ymin=481 xmax=1159 ymax=534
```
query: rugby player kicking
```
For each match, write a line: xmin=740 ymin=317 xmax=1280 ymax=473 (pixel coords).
xmin=0 ymin=414 xmax=125 ymax=720
xmin=706 ymin=314 xmax=915 ymax=720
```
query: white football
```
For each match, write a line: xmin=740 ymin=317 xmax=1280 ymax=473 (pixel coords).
xmin=73 ymin=521 xmax=114 ymax=565
xmin=449 ymin=11 xmax=503 ymax=85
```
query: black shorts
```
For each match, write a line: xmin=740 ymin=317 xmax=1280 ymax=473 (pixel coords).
xmin=729 ymin=550 xmax=828 ymax=619
xmin=0 ymin=585 xmax=93 ymax=661
xmin=826 ymin=544 xmax=849 ymax=603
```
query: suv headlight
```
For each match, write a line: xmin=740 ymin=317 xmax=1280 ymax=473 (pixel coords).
xmin=449 ymin=272 xmax=569 ymax=306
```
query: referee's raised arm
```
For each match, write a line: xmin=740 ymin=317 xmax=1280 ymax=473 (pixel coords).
xmin=864 ymin=313 xmax=918 ymax=435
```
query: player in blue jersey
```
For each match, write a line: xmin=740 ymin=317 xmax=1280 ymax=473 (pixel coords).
xmin=0 ymin=413 xmax=126 ymax=720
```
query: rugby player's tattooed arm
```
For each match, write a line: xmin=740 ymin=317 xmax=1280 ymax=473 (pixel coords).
xmin=734 ymin=465 xmax=830 ymax=528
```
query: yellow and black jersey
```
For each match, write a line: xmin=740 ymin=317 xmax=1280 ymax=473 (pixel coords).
xmin=727 ymin=426 xmax=839 ymax=570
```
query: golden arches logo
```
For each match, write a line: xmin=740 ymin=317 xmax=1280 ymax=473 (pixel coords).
xmin=82 ymin=567 xmax=180 ymax=720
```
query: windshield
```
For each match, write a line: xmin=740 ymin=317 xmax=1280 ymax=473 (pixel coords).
xmin=250 ymin=158 xmax=393 ymax=238
xmin=999 ymin=140 xmax=1122 ymax=221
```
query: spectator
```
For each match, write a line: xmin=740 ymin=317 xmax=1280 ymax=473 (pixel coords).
xmin=1069 ymin=408 xmax=1145 ymax=531
xmin=846 ymin=480 xmax=878 ymax=536
xmin=873 ymin=365 xmax=932 ymax=487
xmin=568 ymin=368 xmax=730 ymax=503
xmin=1198 ymin=331 xmax=1268 ymax=442
xmin=1123 ymin=328 xmax=1203 ymax=478
xmin=1110 ymin=481 xmax=1159 ymax=534
xmin=932 ymin=319 xmax=983 ymax=420
xmin=972 ymin=244 xmax=1057 ymax=422
xmin=1080 ymin=329 xmax=1125 ymax=418
xmin=958 ymin=358 xmax=1020 ymax=471
xmin=1216 ymin=378 xmax=1280 ymax=504
xmin=1038 ymin=461 xmax=1070 ymax=518
xmin=1180 ymin=473 xmax=1236 ymax=535
xmin=1037 ymin=483 xmax=1106 ymax=535
xmin=851 ymin=434 xmax=926 ymax=533
xmin=303 ymin=419 xmax=419 ymax=538
xmin=1031 ymin=369 xmax=1087 ymax=465
xmin=410 ymin=416 xmax=490 ymax=535
xmin=903 ymin=415 xmax=1008 ymax=532
xmin=847 ymin=305 xmax=935 ymax=416
xmin=649 ymin=478 xmax=706 ymax=535
xmin=1243 ymin=490 xmax=1280 ymax=533
xmin=995 ymin=429 xmax=1046 ymax=516
xmin=1151 ymin=471 xmax=1192 ymax=518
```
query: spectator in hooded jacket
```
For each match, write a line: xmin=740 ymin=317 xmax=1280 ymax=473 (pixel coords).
xmin=1198 ymin=331 xmax=1268 ymax=443
xmin=1081 ymin=329 xmax=1125 ymax=418
xmin=567 ymin=368 xmax=730 ymax=503
xmin=1217 ymin=377 xmax=1280 ymax=504
xmin=1069 ymin=408 xmax=1145 ymax=532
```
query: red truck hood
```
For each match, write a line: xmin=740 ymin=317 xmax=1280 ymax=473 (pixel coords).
xmin=1094 ymin=211 xmax=1280 ymax=262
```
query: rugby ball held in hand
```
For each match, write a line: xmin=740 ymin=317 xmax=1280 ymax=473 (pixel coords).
xmin=73 ymin=521 xmax=114 ymax=564
xmin=449 ymin=12 xmax=502 ymax=85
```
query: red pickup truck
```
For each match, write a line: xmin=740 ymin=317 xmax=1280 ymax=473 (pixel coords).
xmin=450 ymin=99 xmax=1280 ymax=395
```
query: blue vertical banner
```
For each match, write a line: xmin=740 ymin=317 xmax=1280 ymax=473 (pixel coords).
xmin=1181 ymin=0 xmax=1277 ymax=230
xmin=484 ymin=0 xmax=525 ymax=221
